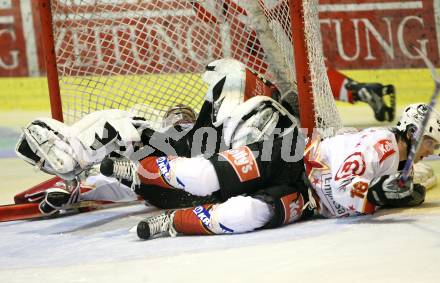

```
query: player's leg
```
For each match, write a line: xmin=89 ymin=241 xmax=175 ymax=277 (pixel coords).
xmin=136 ymin=185 xmax=314 ymax=240
xmin=136 ymin=155 xmax=222 ymax=196
xmin=327 ymin=67 xmax=396 ymax=122
xmin=136 ymin=195 xmax=273 ymax=239
xmin=100 ymin=157 xmax=223 ymax=208
xmin=254 ymin=184 xmax=316 ymax=228
xmin=102 ymin=129 xmax=304 ymax=201
xmin=134 ymin=185 xmax=221 ymax=209
xmin=100 ymin=155 xmax=220 ymax=196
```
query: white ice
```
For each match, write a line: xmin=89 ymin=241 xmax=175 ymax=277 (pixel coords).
xmin=1 ymin=201 xmax=439 ymax=283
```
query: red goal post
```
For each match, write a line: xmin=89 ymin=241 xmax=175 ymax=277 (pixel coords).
xmin=37 ymin=0 xmax=342 ymax=136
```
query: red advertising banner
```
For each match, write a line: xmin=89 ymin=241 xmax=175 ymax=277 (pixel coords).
xmin=1 ymin=0 xmax=439 ymax=77
xmin=47 ymin=1 xmax=225 ymax=76
xmin=319 ymin=0 xmax=440 ymax=69
xmin=0 ymin=0 xmax=28 ymax=76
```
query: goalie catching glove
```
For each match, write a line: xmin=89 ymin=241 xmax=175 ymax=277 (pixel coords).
xmin=367 ymin=173 xmax=426 ymax=207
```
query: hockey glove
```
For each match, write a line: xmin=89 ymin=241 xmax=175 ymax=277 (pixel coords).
xmin=367 ymin=173 xmax=425 ymax=207
xmin=25 ymin=181 xmax=81 ymax=215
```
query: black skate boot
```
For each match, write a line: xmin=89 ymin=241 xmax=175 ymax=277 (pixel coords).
xmin=137 ymin=211 xmax=177 ymax=240
xmin=100 ymin=158 xmax=140 ymax=189
xmin=347 ymin=81 xmax=396 ymax=122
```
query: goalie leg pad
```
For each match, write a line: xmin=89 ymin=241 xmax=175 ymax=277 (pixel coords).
xmin=15 ymin=118 xmax=82 ymax=180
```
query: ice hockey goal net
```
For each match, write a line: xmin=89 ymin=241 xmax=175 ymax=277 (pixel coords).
xmin=38 ymin=0 xmax=342 ymax=135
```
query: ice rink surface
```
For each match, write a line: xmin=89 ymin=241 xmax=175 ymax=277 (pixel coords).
xmin=0 ymin=107 xmax=439 ymax=283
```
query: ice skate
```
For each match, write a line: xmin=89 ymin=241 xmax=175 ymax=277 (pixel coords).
xmin=137 ymin=211 xmax=177 ymax=240
xmin=347 ymin=81 xmax=396 ymax=122
xmin=100 ymin=158 xmax=139 ymax=184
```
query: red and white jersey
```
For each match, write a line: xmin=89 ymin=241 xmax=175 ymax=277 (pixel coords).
xmin=304 ymin=128 xmax=400 ymax=218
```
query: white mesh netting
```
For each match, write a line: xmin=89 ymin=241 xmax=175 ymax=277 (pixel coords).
xmin=48 ymin=0 xmax=341 ymax=132
xmin=302 ymin=0 xmax=342 ymax=133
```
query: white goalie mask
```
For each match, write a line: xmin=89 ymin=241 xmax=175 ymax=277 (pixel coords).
xmin=396 ymin=103 xmax=440 ymax=142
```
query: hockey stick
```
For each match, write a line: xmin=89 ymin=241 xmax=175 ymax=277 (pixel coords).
xmin=2 ymin=176 xmax=144 ymax=222
xmin=399 ymin=46 xmax=440 ymax=187
xmin=0 ymin=199 xmax=144 ymax=222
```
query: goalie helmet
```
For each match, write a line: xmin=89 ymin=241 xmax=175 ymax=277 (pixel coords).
xmin=162 ymin=104 xmax=197 ymax=128
xmin=396 ymin=103 xmax=440 ymax=142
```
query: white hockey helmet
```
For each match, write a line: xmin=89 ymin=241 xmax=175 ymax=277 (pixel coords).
xmin=396 ymin=103 xmax=440 ymax=142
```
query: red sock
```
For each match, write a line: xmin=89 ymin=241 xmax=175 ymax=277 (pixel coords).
xmin=138 ymin=156 xmax=173 ymax=189
xmin=327 ymin=67 xmax=354 ymax=103
xmin=173 ymin=205 xmax=214 ymax=235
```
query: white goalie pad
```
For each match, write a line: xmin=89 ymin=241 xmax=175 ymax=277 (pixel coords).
xmin=202 ymin=58 xmax=246 ymax=92
xmin=71 ymin=109 xmax=141 ymax=149
xmin=229 ymin=105 xmax=279 ymax=148
xmin=203 ymin=58 xmax=260 ymax=127
xmin=207 ymin=70 xmax=247 ymax=127
xmin=223 ymin=96 xmax=298 ymax=148
xmin=15 ymin=117 xmax=82 ymax=180
xmin=15 ymin=110 xmax=142 ymax=180
xmin=201 ymin=58 xmax=297 ymax=148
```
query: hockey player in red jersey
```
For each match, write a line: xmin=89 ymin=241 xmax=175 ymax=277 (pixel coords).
xmin=130 ymin=102 xmax=437 ymax=240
